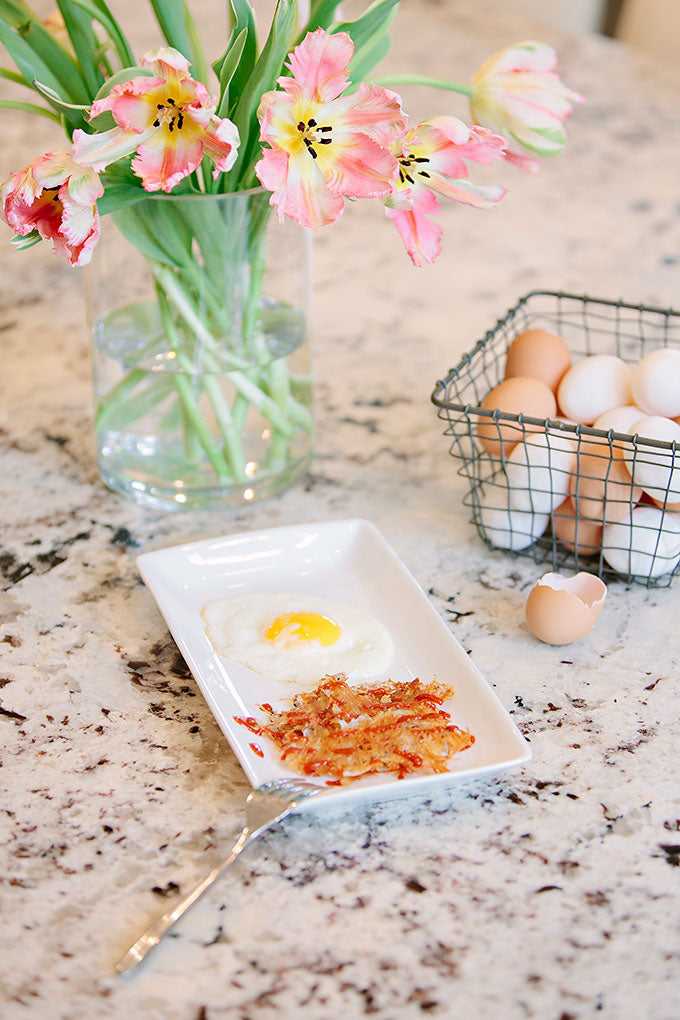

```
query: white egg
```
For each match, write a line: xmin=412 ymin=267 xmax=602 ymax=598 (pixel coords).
xmin=622 ymin=416 xmax=680 ymax=503
xmin=602 ymin=506 xmax=680 ymax=580
xmin=505 ymin=431 xmax=577 ymax=514
xmin=632 ymin=348 xmax=680 ymax=418
xmin=557 ymin=355 xmax=633 ymax=425
xmin=202 ymin=592 xmax=393 ymax=685
xmin=478 ymin=478 xmax=549 ymax=550
xmin=592 ymin=405 xmax=645 ymax=434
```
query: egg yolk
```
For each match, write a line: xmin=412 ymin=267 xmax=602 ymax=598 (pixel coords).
xmin=264 ymin=611 xmax=341 ymax=647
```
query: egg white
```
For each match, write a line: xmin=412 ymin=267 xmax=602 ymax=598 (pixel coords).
xmin=201 ymin=591 xmax=394 ymax=684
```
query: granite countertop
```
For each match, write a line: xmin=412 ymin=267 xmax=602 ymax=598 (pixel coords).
xmin=1 ymin=2 xmax=679 ymax=1018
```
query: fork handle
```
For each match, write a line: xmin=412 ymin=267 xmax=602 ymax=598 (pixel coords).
xmin=115 ymin=826 xmax=254 ymax=977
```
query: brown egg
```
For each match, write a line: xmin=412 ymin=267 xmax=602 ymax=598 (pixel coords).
xmin=651 ymin=494 xmax=680 ymax=512
xmin=477 ymin=377 xmax=557 ymax=456
xmin=570 ymin=439 xmax=642 ymax=524
xmin=504 ymin=328 xmax=571 ymax=393
xmin=552 ymin=498 xmax=603 ymax=556
xmin=525 ymin=571 xmax=607 ymax=645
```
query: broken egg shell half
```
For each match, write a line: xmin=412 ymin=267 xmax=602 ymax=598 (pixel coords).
xmin=525 ymin=571 xmax=607 ymax=646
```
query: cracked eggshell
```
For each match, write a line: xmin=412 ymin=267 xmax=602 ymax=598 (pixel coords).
xmin=525 ymin=572 xmax=607 ymax=645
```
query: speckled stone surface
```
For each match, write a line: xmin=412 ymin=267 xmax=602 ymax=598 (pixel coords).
xmin=1 ymin=2 xmax=679 ymax=1018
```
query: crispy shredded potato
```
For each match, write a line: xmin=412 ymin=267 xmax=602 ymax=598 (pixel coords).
xmin=250 ymin=674 xmax=475 ymax=785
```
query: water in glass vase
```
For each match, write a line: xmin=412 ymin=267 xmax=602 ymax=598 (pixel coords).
xmin=93 ymin=296 xmax=313 ymax=511
xmin=86 ymin=189 xmax=313 ymax=512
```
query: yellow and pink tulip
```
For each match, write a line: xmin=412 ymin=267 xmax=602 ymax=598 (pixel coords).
xmin=384 ymin=116 xmax=507 ymax=266
xmin=255 ymin=29 xmax=406 ymax=230
xmin=71 ymin=47 xmax=239 ymax=193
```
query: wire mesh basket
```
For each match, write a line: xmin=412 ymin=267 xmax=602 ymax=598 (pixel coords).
xmin=431 ymin=290 xmax=680 ymax=588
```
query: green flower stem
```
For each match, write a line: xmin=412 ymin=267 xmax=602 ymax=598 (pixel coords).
xmin=0 ymin=66 xmax=28 ymax=85
xmin=286 ymin=392 xmax=314 ymax=432
xmin=159 ymin=395 xmax=183 ymax=432
xmin=150 ymin=261 xmax=296 ymax=439
xmin=225 ymin=367 xmax=296 ymax=438
xmin=204 ymin=378 xmax=247 ymax=480
xmin=179 ymin=399 xmax=202 ymax=462
xmin=183 ymin=259 xmax=232 ymax=335
xmin=172 ymin=372 xmax=232 ymax=482
xmin=0 ymin=98 xmax=60 ymax=120
xmin=174 ymin=348 xmax=246 ymax=480
xmin=98 ymin=374 xmax=174 ymax=431
xmin=372 ymin=73 xmax=473 ymax=96
xmin=232 ymin=392 xmax=250 ymax=435
xmin=266 ymin=354 xmax=291 ymax=470
xmin=156 ymin=283 xmax=245 ymax=480
xmin=96 ymin=367 xmax=148 ymax=429
xmin=151 ymin=263 xmax=249 ymax=370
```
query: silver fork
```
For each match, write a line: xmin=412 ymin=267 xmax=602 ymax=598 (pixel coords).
xmin=115 ymin=778 xmax=323 ymax=977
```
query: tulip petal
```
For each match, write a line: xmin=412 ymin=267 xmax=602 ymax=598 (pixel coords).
xmin=140 ymin=46 xmax=192 ymax=77
xmin=470 ymin=39 xmax=583 ymax=171
xmin=0 ymin=150 xmax=102 ymax=266
xmin=282 ymin=28 xmax=353 ymax=103
xmin=331 ymin=83 xmax=405 ymax=148
xmin=428 ymin=175 xmax=506 ymax=208
xmin=202 ymin=115 xmax=240 ymax=177
xmin=72 ymin=126 xmax=146 ymax=173
xmin=385 ymin=187 xmax=442 ymax=267
xmin=132 ymin=123 xmax=205 ymax=192
xmin=317 ymin=132 xmax=396 ymax=198
xmin=255 ymin=29 xmax=405 ymax=230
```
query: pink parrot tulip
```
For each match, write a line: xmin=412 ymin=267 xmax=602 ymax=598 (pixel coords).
xmin=71 ymin=47 xmax=239 ymax=192
xmin=470 ymin=40 xmax=584 ymax=173
xmin=384 ymin=116 xmax=507 ymax=266
xmin=1 ymin=151 xmax=103 ymax=266
xmin=255 ymin=28 xmax=406 ymax=229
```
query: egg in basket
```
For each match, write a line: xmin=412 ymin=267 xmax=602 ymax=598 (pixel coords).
xmin=431 ymin=291 xmax=680 ymax=587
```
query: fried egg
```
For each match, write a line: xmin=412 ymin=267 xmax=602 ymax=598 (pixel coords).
xmin=202 ymin=592 xmax=393 ymax=684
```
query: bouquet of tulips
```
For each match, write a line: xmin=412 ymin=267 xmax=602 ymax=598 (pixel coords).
xmin=0 ymin=0 xmax=582 ymax=507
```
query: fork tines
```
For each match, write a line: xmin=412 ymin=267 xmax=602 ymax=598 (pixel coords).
xmin=258 ymin=777 xmax=323 ymax=800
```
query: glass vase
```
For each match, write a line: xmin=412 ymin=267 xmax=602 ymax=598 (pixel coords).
xmin=86 ymin=189 xmax=313 ymax=511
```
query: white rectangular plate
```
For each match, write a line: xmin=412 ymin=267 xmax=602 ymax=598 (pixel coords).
xmin=137 ymin=519 xmax=530 ymax=810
